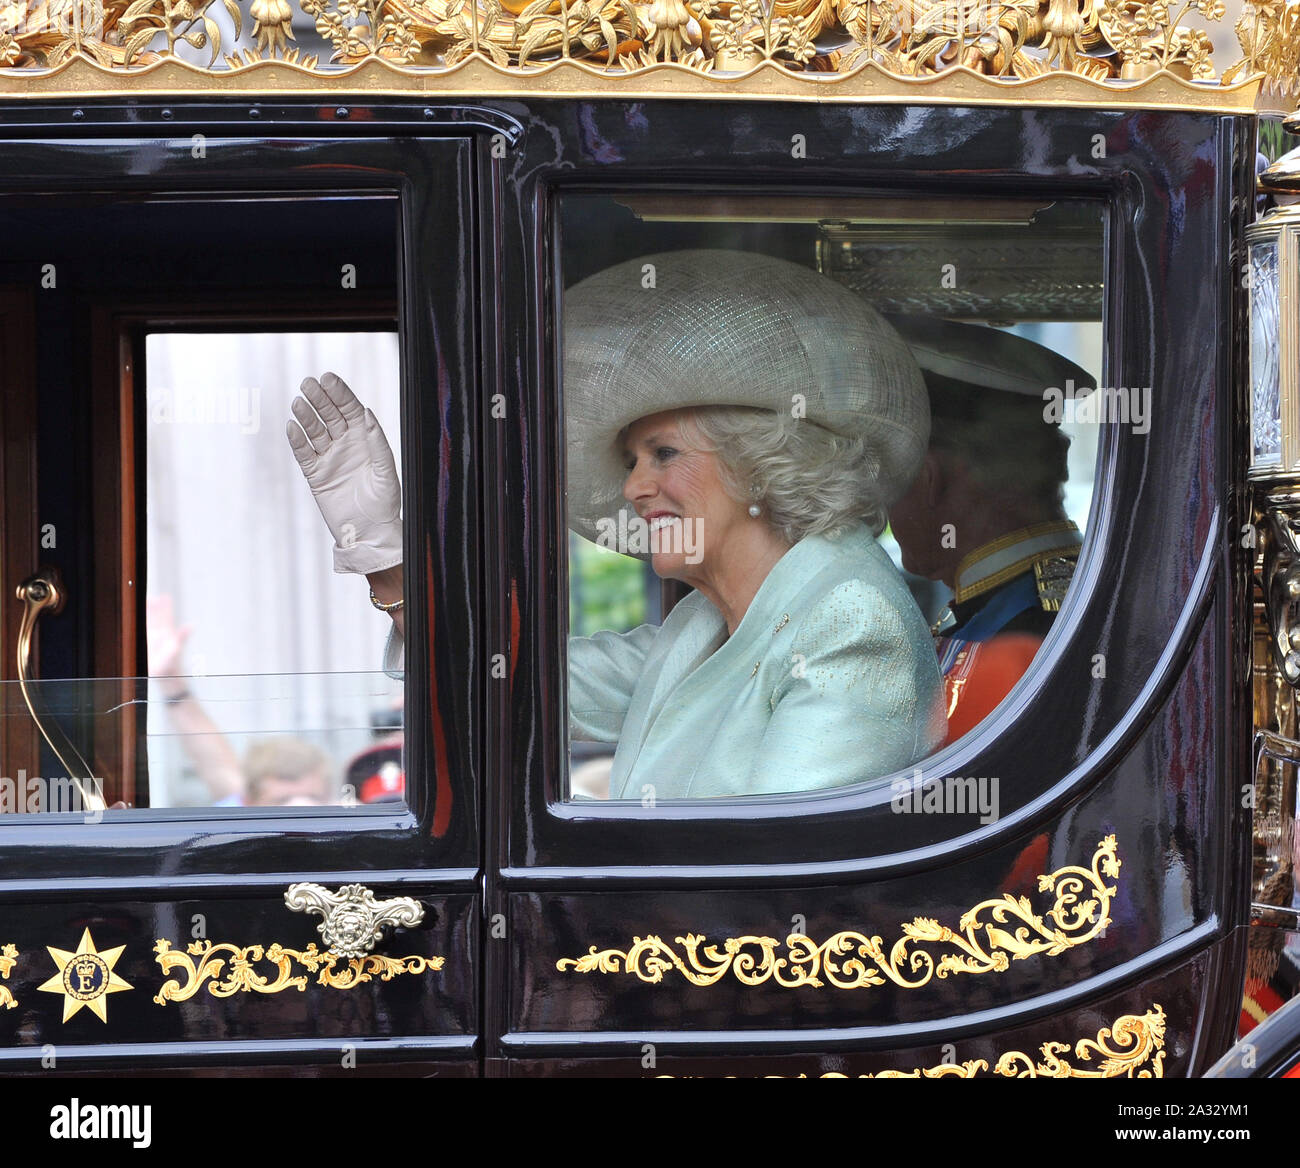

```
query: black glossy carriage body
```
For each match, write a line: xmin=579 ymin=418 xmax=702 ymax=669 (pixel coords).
xmin=0 ymin=97 xmax=1257 ymax=1075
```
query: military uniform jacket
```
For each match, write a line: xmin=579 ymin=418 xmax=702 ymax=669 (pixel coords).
xmin=933 ymin=519 xmax=1082 ymax=744
xmin=569 ymin=524 xmax=945 ymax=799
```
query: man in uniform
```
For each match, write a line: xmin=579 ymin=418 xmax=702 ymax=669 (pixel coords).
xmin=886 ymin=316 xmax=1096 ymax=746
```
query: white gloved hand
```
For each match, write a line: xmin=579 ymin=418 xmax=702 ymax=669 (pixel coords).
xmin=286 ymin=372 xmax=402 ymax=575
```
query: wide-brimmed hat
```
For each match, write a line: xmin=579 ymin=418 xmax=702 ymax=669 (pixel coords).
xmin=563 ymin=249 xmax=929 ymax=546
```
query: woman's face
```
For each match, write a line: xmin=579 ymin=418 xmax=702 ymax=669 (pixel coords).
xmin=620 ymin=409 xmax=747 ymax=582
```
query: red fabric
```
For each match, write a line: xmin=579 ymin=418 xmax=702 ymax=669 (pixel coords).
xmin=943 ymin=633 xmax=1043 ymax=745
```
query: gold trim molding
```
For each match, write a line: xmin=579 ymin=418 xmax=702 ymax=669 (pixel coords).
xmin=0 ymin=942 xmax=17 ymax=1010
xmin=0 ymin=53 xmax=1264 ymax=108
xmin=0 ymin=0 xmax=1280 ymax=109
xmin=557 ymin=834 xmax=1120 ymax=990
xmin=0 ymin=52 xmax=1267 ymax=108
xmin=152 ymin=938 xmax=443 ymax=1002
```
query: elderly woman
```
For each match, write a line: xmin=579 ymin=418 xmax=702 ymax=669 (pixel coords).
xmin=287 ymin=249 xmax=945 ymax=799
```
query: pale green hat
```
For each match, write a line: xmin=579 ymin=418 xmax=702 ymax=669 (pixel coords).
xmin=563 ymin=249 xmax=930 ymax=546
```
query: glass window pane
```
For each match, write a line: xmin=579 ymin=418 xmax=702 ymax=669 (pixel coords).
xmin=559 ymin=191 xmax=1104 ymax=802
xmin=0 ymin=190 xmax=406 ymax=816
xmin=143 ymin=331 xmax=403 ymax=810
xmin=1250 ymin=236 xmax=1282 ymax=470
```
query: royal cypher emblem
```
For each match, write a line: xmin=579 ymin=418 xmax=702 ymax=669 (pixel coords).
xmin=38 ymin=929 xmax=133 ymax=1023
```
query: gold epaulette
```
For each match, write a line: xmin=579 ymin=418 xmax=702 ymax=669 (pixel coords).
xmin=1032 ymin=552 xmax=1080 ymax=613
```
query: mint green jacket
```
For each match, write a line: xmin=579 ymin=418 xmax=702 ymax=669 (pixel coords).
xmin=569 ymin=525 xmax=945 ymax=799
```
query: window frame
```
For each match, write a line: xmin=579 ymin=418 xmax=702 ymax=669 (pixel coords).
xmin=550 ymin=183 xmax=1110 ymax=810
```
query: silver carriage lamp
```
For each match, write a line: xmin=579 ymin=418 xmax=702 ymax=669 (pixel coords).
xmin=1253 ymin=110 xmax=1300 ymax=684
xmin=1248 ymin=205 xmax=1299 ymax=478
xmin=1250 ymin=115 xmax=1300 ymax=935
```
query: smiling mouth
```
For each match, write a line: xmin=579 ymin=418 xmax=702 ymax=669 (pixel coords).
xmin=646 ymin=514 xmax=681 ymax=534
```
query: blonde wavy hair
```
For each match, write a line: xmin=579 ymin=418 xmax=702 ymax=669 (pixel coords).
xmin=671 ymin=405 xmax=888 ymax=543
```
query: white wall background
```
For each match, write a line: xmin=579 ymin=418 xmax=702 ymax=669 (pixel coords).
xmin=143 ymin=332 xmax=403 ymax=805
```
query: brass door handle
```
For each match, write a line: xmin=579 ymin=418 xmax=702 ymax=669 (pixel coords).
xmin=15 ymin=567 xmax=106 ymax=813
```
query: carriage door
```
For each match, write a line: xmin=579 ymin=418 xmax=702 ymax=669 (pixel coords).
xmin=486 ymin=98 xmax=1248 ymax=1076
xmin=0 ymin=122 xmax=483 ymax=1074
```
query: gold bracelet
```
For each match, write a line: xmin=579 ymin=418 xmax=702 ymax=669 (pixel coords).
xmin=369 ymin=590 xmax=405 ymax=613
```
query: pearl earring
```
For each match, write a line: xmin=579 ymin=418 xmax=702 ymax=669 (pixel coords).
xmin=748 ymin=503 xmax=762 ymax=518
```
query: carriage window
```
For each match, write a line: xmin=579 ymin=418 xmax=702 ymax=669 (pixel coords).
xmin=560 ymin=191 xmax=1105 ymax=802
xmin=0 ymin=192 xmax=405 ymax=815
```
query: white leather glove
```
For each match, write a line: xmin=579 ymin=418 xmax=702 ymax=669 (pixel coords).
xmin=286 ymin=372 xmax=402 ymax=575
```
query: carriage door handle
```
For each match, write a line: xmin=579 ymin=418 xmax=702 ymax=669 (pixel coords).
xmin=15 ymin=567 xmax=106 ymax=813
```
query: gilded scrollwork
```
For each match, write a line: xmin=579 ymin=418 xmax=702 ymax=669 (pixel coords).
xmin=0 ymin=942 xmax=17 ymax=1010
xmin=152 ymin=937 xmax=443 ymax=1003
xmin=825 ymin=1004 xmax=1166 ymax=1076
xmin=0 ymin=0 xmax=1282 ymax=96
xmin=993 ymin=1002 xmax=1166 ymax=1077
xmin=557 ymin=834 xmax=1120 ymax=990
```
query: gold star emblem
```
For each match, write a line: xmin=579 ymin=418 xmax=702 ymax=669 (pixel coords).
xmin=38 ymin=929 xmax=132 ymax=1022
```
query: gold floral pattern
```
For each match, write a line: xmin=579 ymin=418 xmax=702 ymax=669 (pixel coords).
xmin=1098 ymin=0 xmax=1221 ymax=79
xmin=0 ymin=0 xmax=1273 ymax=92
xmin=557 ymin=835 xmax=1120 ymax=990
xmin=0 ymin=942 xmax=17 ymax=1010
xmin=152 ymin=938 xmax=443 ymax=1002
xmin=301 ymin=0 xmax=420 ymax=61
xmin=119 ymin=0 xmax=236 ymax=65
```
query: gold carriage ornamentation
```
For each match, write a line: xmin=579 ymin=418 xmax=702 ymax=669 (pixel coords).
xmin=856 ymin=1004 xmax=1167 ymax=1076
xmin=657 ymin=1005 xmax=1167 ymax=1075
xmin=152 ymin=938 xmax=444 ymax=1002
xmin=700 ymin=1004 xmax=1165 ymax=1076
xmin=556 ymin=834 xmax=1120 ymax=989
xmin=0 ymin=942 xmax=18 ymax=1010
xmin=0 ymin=0 xmax=1293 ymax=107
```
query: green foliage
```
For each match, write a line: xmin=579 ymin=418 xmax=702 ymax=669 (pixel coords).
xmin=569 ymin=534 xmax=647 ymax=635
